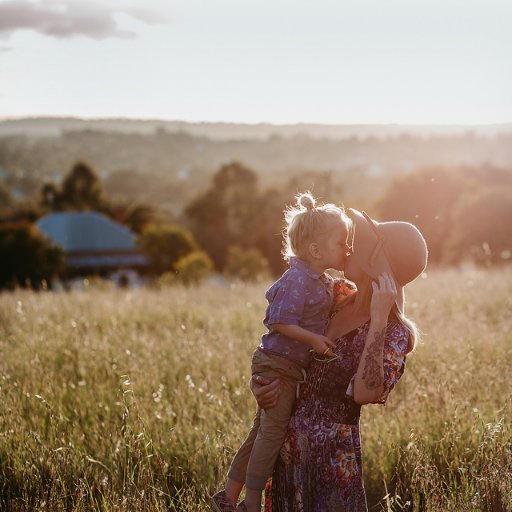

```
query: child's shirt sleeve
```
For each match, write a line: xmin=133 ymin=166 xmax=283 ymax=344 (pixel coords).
xmin=265 ymin=270 xmax=308 ymax=326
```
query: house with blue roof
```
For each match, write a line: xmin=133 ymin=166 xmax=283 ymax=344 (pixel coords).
xmin=36 ymin=211 xmax=147 ymax=272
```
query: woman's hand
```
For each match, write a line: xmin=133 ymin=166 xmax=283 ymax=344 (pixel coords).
xmin=250 ymin=375 xmax=283 ymax=410
xmin=370 ymin=272 xmax=397 ymax=321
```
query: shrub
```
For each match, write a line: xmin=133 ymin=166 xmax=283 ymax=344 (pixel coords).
xmin=138 ymin=224 xmax=197 ymax=275
xmin=224 ymin=245 xmax=270 ymax=282
xmin=0 ymin=221 xmax=64 ymax=289
xmin=154 ymin=271 xmax=178 ymax=288
xmin=175 ymin=251 xmax=213 ymax=285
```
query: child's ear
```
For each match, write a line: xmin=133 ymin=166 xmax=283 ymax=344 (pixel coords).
xmin=308 ymin=242 xmax=322 ymax=260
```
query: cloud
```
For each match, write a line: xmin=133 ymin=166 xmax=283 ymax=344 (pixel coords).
xmin=0 ymin=0 xmax=167 ymax=40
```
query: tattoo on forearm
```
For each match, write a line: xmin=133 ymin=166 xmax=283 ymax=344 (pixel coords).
xmin=362 ymin=327 xmax=386 ymax=389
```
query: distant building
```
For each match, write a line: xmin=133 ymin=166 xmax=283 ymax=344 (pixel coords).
xmin=36 ymin=211 xmax=147 ymax=273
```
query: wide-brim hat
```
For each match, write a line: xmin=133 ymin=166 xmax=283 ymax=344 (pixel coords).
xmin=347 ymin=208 xmax=428 ymax=313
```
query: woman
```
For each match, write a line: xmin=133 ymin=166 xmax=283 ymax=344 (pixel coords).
xmin=251 ymin=208 xmax=428 ymax=511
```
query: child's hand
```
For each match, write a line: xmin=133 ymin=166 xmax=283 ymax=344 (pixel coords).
xmin=309 ymin=334 xmax=336 ymax=358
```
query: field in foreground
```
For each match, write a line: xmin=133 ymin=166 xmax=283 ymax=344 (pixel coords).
xmin=0 ymin=267 xmax=511 ymax=511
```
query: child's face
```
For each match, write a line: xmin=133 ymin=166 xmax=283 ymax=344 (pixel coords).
xmin=318 ymin=221 xmax=352 ymax=271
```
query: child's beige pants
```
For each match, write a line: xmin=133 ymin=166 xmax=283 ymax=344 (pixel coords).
xmin=227 ymin=348 xmax=305 ymax=491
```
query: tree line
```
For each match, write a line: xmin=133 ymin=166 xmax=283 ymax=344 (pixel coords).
xmin=0 ymin=159 xmax=511 ymax=289
xmin=2 ymin=128 xmax=511 ymax=215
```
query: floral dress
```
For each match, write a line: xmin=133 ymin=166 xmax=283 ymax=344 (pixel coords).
xmin=264 ymin=281 xmax=410 ymax=512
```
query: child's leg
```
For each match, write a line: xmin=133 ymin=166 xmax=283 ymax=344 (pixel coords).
xmin=223 ymin=407 xmax=261 ymax=503
xmin=244 ymin=487 xmax=263 ymax=512
xmin=245 ymin=370 xmax=298 ymax=498
xmin=224 ymin=478 xmax=244 ymax=504
xmin=220 ymin=349 xmax=301 ymax=510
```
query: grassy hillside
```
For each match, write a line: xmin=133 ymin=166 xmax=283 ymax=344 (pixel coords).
xmin=0 ymin=267 xmax=511 ymax=511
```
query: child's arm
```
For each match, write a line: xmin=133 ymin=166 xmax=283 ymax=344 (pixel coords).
xmin=273 ymin=323 xmax=336 ymax=357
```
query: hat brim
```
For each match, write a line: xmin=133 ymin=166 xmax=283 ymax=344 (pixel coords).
xmin=348 ymin=208 xmax=405 ymax=313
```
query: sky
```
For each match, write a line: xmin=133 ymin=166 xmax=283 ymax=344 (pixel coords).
xmin=0 ymin=0 xmax=511 ymax=125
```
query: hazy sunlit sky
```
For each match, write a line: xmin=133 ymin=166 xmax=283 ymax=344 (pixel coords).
xmin=0 ymin=0 xmax=511 ymax=124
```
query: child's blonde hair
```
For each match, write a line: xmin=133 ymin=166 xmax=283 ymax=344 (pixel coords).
xmin=283 ymin=191 xmax=350 ymax=262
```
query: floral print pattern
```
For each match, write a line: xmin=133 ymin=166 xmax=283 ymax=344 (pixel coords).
xmin=264 ymin=280 xmax=409 ymax=512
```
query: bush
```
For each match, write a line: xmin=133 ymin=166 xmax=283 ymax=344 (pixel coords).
xmin=0 ymin=221 xmax=64 ymax=289
xmin=154 ymin=271 xmax=178 ymax=288
xmin=224 ymin=245 xmax=270 ymax=281
xmin=175 ymin=251 xmax=213 ymax=285
xmin=138 ymin=224 xmax=197 ymax=275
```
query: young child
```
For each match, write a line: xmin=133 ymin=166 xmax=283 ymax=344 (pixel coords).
xmin=212 ymin=192 xmax=352 ymax=512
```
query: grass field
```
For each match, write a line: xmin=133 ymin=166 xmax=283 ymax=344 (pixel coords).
xmin=0 ymin=267 xmax=511 ymax=511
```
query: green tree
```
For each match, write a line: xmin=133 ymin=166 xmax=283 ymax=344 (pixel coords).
xmin=40 ymin=182 xmax=62 ymax=211
xmin=0 ymin=222 xmax=64 ymax=289
xmin=138 ymin=224 xmax=197 ymax=275
xmin=109 ymin=201 xmax=161 ymax=234
xmin=445 ymin=188 xmax=512 ymax=265
xmin=374 ymin=166 xmax=512 ymax=263
xmin=261 ymin=172 xmax=345 ymax=274
xmin=375 ymin=167 xmax=464 ymax=263
xmin=60 ymin=161 xmax=106 ymax=211
xmin=0 ymin=182 xmax=12 ymax=207
xmin=185 ymin=163 xmax=350 ymax=275
xmin=185 ymin=161 xmax=261 ymax=269
xmin=0 ymin=183 xmax=13 ymax=220
xmin=249 ymin=188 xmax=285 ymax=275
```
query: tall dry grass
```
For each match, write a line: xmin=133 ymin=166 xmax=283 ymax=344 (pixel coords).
xmin=0 ymin=267 xmax=510 ymax=511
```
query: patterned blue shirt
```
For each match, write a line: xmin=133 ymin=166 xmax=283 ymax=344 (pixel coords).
xmin=259 ymin=257 xmax=334 ymax=367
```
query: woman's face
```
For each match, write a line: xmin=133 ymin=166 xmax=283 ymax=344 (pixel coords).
xmin=343 ymin=249 xmax=366 ymax=283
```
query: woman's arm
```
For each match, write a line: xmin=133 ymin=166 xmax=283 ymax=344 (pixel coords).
xmin=352 ymin=273 xmax=397 ymax=405
xmin=250 ymin=375 xmax=282 ymax=409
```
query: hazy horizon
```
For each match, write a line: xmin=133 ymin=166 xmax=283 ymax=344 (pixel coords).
xmin=3 ymin=116 xmax=512 ymax=142
xmin=2 ymin=115 xmax=512 ymax=128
